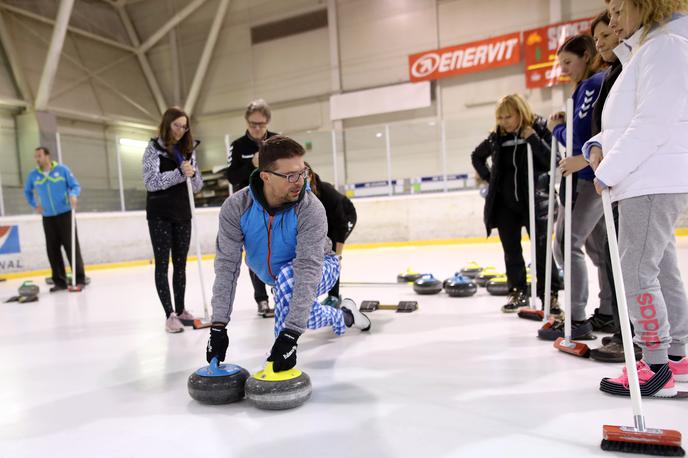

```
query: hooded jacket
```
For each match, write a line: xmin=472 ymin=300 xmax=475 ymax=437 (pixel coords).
xmin=585 ymin=15 xmax=688 ymax=202
xmin=471 ymin=116 xmax=556 ymax=236
xmin=211 ymin=170 xmax=335 ymax=334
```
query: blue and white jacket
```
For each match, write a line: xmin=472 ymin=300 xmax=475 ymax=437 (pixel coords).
xmin=23 ymin=161 xmax=81 ymax=217
xmin=552 ymin=71 xmax=604 ymax=181
xmin=211 ymin=170 xmax=336 ymax=333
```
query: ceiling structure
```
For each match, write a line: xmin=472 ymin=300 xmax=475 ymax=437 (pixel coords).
xmin=0 ymin=0 xmax=233 ymax=128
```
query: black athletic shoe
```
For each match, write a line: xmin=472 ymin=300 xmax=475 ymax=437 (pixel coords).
xmin=537 ymin=319 xmax=597 ymax=341
xmin=588 ymin=308 xmax=616 ymax=333
xmin=49 ymin=285 xmax=68 ymax=293
xmin=501 ymin=289 xmax=528 ymax=313
xmin=590 ymin=339 xmax=643 ymax=363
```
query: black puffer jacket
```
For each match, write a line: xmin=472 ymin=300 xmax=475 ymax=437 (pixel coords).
xmin=471 ymin=116 xmax=557 ymax=236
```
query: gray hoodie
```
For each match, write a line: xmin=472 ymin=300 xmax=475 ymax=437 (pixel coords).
xmin=210 ymin=174 xmax=335 ymax=334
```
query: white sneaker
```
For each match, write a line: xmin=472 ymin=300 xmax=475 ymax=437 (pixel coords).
xmin=340 ymin=298 xmax=371 ymax=331
xmin=165 ymin=313 xmax=184 ymax=333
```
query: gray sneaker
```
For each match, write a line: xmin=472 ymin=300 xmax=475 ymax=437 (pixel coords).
xmin=177 ymin=309 xmax=195 ymax=326
xmin=257 ymin=300 xmax=274 ymax=318
xmin=165 ymin=313 xmax=184 ymax=333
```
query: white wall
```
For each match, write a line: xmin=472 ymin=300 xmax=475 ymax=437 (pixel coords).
xmin=3 ymin=192 xmax=686 ymax=275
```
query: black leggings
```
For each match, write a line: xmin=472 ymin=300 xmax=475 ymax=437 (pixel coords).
xmin=495 ymin=203 xmax=562 ymax=298
xmin=148 ymin=218 xmax=191 ymax=318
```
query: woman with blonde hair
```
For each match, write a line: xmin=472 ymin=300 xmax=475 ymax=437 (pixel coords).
xmin=471 ymin=94 xmax=562 ymax=314
xmin=584 ymin=0 xmax=688 ymax=396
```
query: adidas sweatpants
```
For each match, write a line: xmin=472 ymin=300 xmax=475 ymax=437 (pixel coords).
xmin=618 ymin=193 xmax=688 ymax=364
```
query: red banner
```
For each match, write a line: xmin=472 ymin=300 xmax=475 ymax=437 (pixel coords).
xmin=408 ymin=32 xmax=521 ymax=83
xmin=524 ymin=18 xmax=594 ymax=88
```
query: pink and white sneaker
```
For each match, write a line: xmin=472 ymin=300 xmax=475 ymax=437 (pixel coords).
xmin=177 ymin=309 xmax=196 ymax=326
xmin=165 ymin=313 xmax=184 ymax=333
xmin=669 ymin=357 xmax=688 ymax=382
xmin=600 ymin=360 xmax=677 ymax=398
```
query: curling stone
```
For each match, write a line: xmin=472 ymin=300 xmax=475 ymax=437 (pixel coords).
xmin=245 ymin=362 xmax=312 ymax=410
xmin=475 ymin=266 xmax=502 ymax=287
xmin=486 ymin=275 xmax=510 ymax=296
xmin=413 ymin=274 xmax=443 ymax=295
xmin=459 ymin=261 xmax=483 ymax=279
xmin=397 ymin=267 xmax=422 ymax=283
xmin=5 ymin=281 xmax=40 ymax=303
xmin=188 ymin=357 xmax=250 ymax=405
xmin=443 ymin=273 xmax=477 ymax=297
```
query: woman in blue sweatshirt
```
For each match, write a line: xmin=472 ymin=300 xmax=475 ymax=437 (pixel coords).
xmin=539 ymin=34 xmax=608 ymax=341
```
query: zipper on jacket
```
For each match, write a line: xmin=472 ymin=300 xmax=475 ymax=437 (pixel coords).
xmin=266 ymin=214 xmax=275 ymax=280
xmin=45 ymin=176 xmax=56 ymax=214
xmin=512 ymin=134 xmax=519 ymax=203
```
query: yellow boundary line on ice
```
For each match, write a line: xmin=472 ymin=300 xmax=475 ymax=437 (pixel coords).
xmin=5 ymin=228 xmax=688 ymax=281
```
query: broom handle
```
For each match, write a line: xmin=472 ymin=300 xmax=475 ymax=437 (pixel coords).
xmin=187 ymin=177 xmax=209 ymax=321
xmin=602 ymin=188 xmax=645 ymax=430
xmin=527 ymin=143 xmax=537 ymax=309
xmin=543 ymin=136 xmax=557 ymax=319
xmin=564 ymin=99 xmax=573 ymax=341
xmin=71 ymin=207 xmax=76 ymax=288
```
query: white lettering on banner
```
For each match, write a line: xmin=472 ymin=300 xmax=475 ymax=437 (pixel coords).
xmin=439 ymin=52 xmax=452 ymax=72
xmin=547 ymin=23 xmax=590 ymax=50
xmin=412 ymin=53 xmax=440 ymax=78
xmin=410 ymin=37 xmax=519 ymax=80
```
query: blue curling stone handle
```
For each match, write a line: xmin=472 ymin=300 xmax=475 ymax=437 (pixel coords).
xmin=195 ymin=357 xmax=242 ymax=377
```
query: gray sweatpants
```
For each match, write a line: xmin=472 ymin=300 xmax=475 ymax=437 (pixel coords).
xmin=618 ymin=193 xmax=688 ymax=364
xmin=554 ymin=179 xmax=613 ymax=321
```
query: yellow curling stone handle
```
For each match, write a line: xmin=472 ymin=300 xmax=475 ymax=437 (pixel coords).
xmin=252 ymin=362 xmax=302 ymax=382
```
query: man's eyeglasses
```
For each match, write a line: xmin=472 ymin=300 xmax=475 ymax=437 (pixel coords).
xmin=265 ymin=167 xmax=310 ymax=184
xmin=172 ymin=123 xmax=189 ymax=131
xmin=248 ymin=121 xmax=268 ymax=128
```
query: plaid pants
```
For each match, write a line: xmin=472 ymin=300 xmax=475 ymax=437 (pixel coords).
xmin=273 ymin=255 xmax=345 ymax=336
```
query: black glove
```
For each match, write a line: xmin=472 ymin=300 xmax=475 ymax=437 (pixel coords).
xmin=206 ymin=326 xmax=228 ymax=363
xmin=267 ymin=329 xmax=301 ymax=372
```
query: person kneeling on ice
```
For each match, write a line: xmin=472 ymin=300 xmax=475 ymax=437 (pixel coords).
xmin=205 ymin=135 xmax=371 ymax=371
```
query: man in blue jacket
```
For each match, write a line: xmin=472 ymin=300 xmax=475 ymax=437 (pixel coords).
xmin=23 ymin=146 xmax=86 ymax=291
xmin=206 ymin=135 xmax=370 ymax=372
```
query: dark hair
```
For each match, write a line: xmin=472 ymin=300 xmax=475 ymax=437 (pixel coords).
xmin=259 ymin=135 xmax=305 ymax=171
xmin=591 ymin=10 xmax=610 ymax=33
xmin=35 ymin=146 xmax=50 ymax=155
xmin=158 ymin=107 xmax=194 ymax=157
xmin=557 ymin=34 xmax=600 ymax=81
xmin=304 ymin=161 xmax=319 ymax=196
xmin=591 ymin=10 xmax=617 ymax=67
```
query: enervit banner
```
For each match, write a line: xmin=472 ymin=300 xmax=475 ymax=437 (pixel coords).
xmin=408 ymin=32 xmax=521 ymax=83
xmin=524 ymin=17 xmax=594 ymax=89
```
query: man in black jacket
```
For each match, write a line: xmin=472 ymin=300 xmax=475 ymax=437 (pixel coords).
xmin=225 ymin=99 xmax=278 ymax=318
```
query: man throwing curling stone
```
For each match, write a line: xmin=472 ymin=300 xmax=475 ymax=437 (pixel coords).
xmin=205 ymin=136 xmax=370 ymax=372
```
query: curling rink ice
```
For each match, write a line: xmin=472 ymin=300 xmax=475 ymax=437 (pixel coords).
xmin=2 ymin=239 xmax=688 ymax=458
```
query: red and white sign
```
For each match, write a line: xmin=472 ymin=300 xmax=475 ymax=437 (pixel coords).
xmin=409 ymin=32 xmax=521 ymax=83
xmin=524 ymin=18 xmax=594 ymax=89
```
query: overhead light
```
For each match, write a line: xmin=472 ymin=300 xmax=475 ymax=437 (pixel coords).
xmin=428 ymin=121 xmax=436 ymax=126
xmin=375 ymin=132 xmax=383 ymax=138
xmin=119 ymin=138 xmax=149 ymax=148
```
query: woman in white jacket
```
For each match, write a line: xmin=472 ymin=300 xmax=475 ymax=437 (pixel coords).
xmin=585 ymin=0 xmax=688 ymax=398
